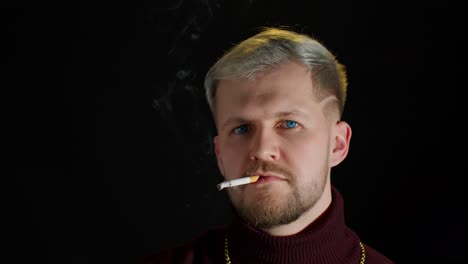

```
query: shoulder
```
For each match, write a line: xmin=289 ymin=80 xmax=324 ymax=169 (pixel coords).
xmin=139 ymin=227 xmax=225 ymax=264
xmin=364 ymin=244 xmax=395 ymax=264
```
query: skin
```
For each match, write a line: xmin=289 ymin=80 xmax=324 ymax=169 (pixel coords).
xmin=213 ymin=61 xmax=352 ymax=236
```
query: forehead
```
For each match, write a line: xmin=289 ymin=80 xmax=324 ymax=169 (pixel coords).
xmin=215 ymin=62 xmax=322 ymax=126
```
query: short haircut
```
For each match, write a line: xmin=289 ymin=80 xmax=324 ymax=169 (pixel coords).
xmin=204 ymin=27 xmax=348 ymax=119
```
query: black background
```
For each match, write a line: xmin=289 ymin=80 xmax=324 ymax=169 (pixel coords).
xmin=6 ymin=1 xmax=467 ymax=263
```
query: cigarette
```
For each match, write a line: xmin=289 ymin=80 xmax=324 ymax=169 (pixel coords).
xmin=217 ymin=176 xmax=260 ymax=190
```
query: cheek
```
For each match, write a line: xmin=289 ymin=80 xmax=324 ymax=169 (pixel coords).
xmin=285 ymin=132 xmax=327 ymax=156
xmin=219 ymin=141 xmax=249 ymax=178
xmin=222 ymin=141 xmax=246 ymax=160
xmin=285 ymin=134 xmax=330 ymax=172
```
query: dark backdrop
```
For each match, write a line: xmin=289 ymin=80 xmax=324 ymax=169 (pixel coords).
xmin=6 ymin=1 xmax=467 ymax=263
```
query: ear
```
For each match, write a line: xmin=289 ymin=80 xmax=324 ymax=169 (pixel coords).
xmin=329 ymin=121 xmax=352 ymax=167
xmin=214 ymin=136 xmax=225 ymax=176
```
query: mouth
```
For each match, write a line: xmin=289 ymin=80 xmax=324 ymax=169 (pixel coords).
xmin=254 ymin=174 xmax=286 ymax=184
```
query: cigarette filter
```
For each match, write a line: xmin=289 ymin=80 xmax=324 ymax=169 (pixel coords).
xmin=217 ymin=176 xmax=260 ymax=190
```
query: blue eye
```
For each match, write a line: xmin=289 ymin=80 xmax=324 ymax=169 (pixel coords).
xmin=233 ymin=125 xmax=249 ymax=134
xmin=284 ymin=120 xmax=298 ymax=128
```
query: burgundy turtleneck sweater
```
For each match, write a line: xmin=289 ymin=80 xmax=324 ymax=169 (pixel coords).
xmin=141 ymin=186 xmax=394 ymax=264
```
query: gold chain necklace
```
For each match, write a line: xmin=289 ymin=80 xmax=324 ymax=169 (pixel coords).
xmin=224 ymin=235 xmax=366 ymax=264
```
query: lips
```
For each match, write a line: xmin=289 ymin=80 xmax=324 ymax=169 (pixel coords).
xmin=254 ymin=174 xmax=286 ymax=184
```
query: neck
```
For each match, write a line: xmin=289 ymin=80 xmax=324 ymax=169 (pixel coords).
xmin=227 ymin=185 xmax=365 ymax=264
xmin=261 ymin=180 xmax=333 ymax=236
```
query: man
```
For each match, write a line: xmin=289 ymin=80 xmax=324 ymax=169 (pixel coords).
xmin=143 ymin=28 xmax=394 ymax=263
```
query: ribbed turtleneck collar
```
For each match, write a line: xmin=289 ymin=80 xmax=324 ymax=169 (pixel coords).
xmin=226 ymin=186 xmax=363 ymax=264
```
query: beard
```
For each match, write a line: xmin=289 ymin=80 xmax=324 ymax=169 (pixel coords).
xmin=228 ymin=160 xmax=328 ymax=229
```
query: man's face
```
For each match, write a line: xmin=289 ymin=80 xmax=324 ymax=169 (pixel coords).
xmin=213 ymin=61 xmax=344 ymax=229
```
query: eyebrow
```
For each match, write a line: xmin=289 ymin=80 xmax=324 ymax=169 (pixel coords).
xmin=221 ymin=109 xmax=308 ymax=130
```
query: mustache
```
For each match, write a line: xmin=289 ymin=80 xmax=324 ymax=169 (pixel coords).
xmin=245 ymin=161 xmax=293 ymax=180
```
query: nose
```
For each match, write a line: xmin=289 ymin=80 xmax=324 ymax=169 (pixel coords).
xmin=249 ymin=128 xmax=280 ymax=161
